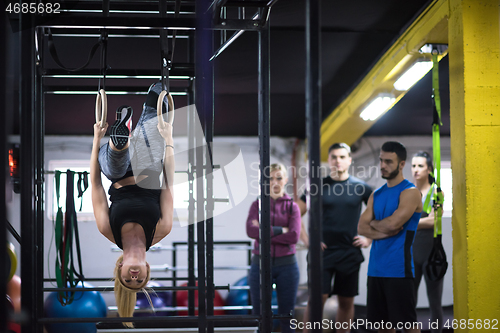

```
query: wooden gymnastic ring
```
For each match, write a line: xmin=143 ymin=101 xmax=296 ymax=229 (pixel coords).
xmin=157 ymin=90 xmax=175 ymax=126
xmin=95 ymin=89 xmax=107 ymax=127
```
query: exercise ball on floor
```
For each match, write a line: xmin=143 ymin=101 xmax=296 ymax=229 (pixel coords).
xmin=226 ymin=275 xmax=279 ymax=327
xmin=44 ymin=282 xmax=107 ymax=333
xmin=226 ymin=276 xmax=251 ymax=315
xmin=6 ymin=294 xmax=21 ymax=333
xmin=7 ymin=274 xmax=21 ymax=313
xmin=176 ymin=282 xmax=225 ymax=316
xmin=135 ymin=280 xmax=174 ymax=317
xmin=6 ymin=242 xmax=17 ymax=282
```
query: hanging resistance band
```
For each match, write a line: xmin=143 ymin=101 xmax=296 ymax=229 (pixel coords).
xmin=77 ymin=171 xmax=89 ymax=212
xmin=426 ymin=51 xmax=448 ymax=281
xmin=54 ymin=171 xmax=86 ymax=305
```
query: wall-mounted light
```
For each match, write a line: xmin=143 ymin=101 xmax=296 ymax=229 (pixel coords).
xmin=393 ymin=60 xmax=433 ymax=91
xmin=359 ymin=94 xmax=395 ymax=121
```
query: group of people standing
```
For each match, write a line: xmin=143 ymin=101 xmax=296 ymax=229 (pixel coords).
xmin=246 ymin=141 xmax=445 ymax=333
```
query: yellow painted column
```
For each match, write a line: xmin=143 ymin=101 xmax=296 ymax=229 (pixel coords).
xmin=448 ymin=0 xmax=500 ymax=331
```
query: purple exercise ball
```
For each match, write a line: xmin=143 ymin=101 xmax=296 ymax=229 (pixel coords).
xmin=134 ymin=281 xmax=174 ymax=317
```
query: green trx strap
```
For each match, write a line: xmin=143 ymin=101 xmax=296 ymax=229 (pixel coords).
xmin=426 ymin=51 xmax=448 ymax=281
xmin=431 ymin=52 xmax=444 ymax=238
xmin=422 ymin=184 xmax=434 ymax=215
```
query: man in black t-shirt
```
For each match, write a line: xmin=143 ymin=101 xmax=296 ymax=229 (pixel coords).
xmin=299 ymin=143 xmax=372 ymax=333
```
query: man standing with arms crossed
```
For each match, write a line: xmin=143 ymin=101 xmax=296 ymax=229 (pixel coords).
xmin=358 ymin=141 xmax=422 ymax=333
xmin=299 ymin=143 xmax=372 ymax=333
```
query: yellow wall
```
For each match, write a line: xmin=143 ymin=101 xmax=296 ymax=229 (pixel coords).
xmin=448 ymin=0 xmax=500 ymax=330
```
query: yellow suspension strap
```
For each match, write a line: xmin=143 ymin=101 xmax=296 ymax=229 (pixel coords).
xmin=426 ymin=51 xmax=448 ymax=281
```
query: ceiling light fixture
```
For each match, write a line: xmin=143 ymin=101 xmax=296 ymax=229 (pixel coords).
xmin=359 ymin=94 xmax=395 ymax=121
xmin=393 ymin=60 xmax=433 ymax=91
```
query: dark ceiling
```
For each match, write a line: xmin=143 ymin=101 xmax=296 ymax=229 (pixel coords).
xmin=9 ymin=0 xmax=450 ymax=138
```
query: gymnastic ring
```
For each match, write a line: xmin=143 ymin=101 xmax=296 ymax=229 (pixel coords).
xmin=7 ymin=242 xmax=17 ymax=281
xmin=157 ymin=90 xmax=175 ymax=126
xmin=95 ymin=89 xmax=107 ymax=128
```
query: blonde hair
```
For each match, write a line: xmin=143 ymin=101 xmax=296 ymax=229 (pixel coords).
xmin=114 ymin=255 xmax=151 ymax=328
xmin=270 ymin=163 xmax=288 ymax=178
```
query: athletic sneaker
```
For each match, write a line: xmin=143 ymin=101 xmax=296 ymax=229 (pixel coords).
xmin=144 ymin=81 xmax=168 ymax=114
xmin=110 ymin=105 xmax=133 ymax=150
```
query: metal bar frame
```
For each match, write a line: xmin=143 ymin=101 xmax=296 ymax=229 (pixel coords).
xmin=0 ymin=8 xmax=8 ymax=331
xmin=195 ymin=2 xmax=209 ymax=332
xmin=305 ymin=1 xmax=323 ymax=331
xmin=258 ymin=22 xmax=272 ymax=333
xmin=40 ymin=0 xmax=196 ymax=12
xmin=43 ymin=285 xmax=229 ymax=292
xmin=203 ymin=18 xmax=216 ymax=333
xmin=8 ymin=1 xmax=282 ymax=331
xmin=35 ymin=25 xmax=46 ymax=333
xmin=20 ymin=9 xmax=43 ymax=333
xmin=213 ymin=19 xmax=266 ymax=30
xmin=187 ymin=31 xmax=197 ymax=317
xmin=41 ymin=66 xmax=195 ymax=78
xmin=36 ymin=17 xmax=197 ymax=30
xmin=6 ymin=219 xmax=22 ymax=244
xmin=40 ymin=315 xmax=261 ymax=324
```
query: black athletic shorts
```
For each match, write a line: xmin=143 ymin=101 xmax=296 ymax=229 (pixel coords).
xmin=322 ymin=267 xmax=359 ymax=297
xmin=366 ymin=277 xmax=418 ymax=327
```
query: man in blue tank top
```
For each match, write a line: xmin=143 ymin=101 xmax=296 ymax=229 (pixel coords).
xmin=358 ymin=141 xmax=422 ymax=333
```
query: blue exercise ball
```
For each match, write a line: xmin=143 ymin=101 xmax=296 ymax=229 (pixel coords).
xmin=44 ymin=282 xmax=107 ymax=333
xmin=135 ymin=281 xmax=174 ymax=317
xmin=226 ymin=276 xmax=251 ymax=315
xmin=226 ymin=276 xmax=278 ymax=317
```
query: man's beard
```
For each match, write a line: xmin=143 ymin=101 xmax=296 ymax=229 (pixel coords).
xmin=382 ymin=167 xmax=399 ymax=180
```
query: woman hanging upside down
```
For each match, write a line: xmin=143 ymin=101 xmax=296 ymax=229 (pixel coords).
xmin=90 ymin=82 xmax=174 ymax=326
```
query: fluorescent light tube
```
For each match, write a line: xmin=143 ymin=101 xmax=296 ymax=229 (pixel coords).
xmin=393 ymin=61 xmax=433 ymax=91
xmin=360 ymin=95 xmax=395 ymax=121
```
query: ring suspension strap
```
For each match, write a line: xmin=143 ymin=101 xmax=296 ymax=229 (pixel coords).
xmin=96 ymin=0 xmax=110 ymax=128
xmin=426 ymin=50 xmax=448 ymax=281
xmin=159 ymin=0 xmax=171 ymax=93
xmin=158 ymin=0 xmax=176 ymax=126
xmin=98 ymin=0 xmax=110 ymax=92
xmin=168 ymin=0 xmax=182 ymax=70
